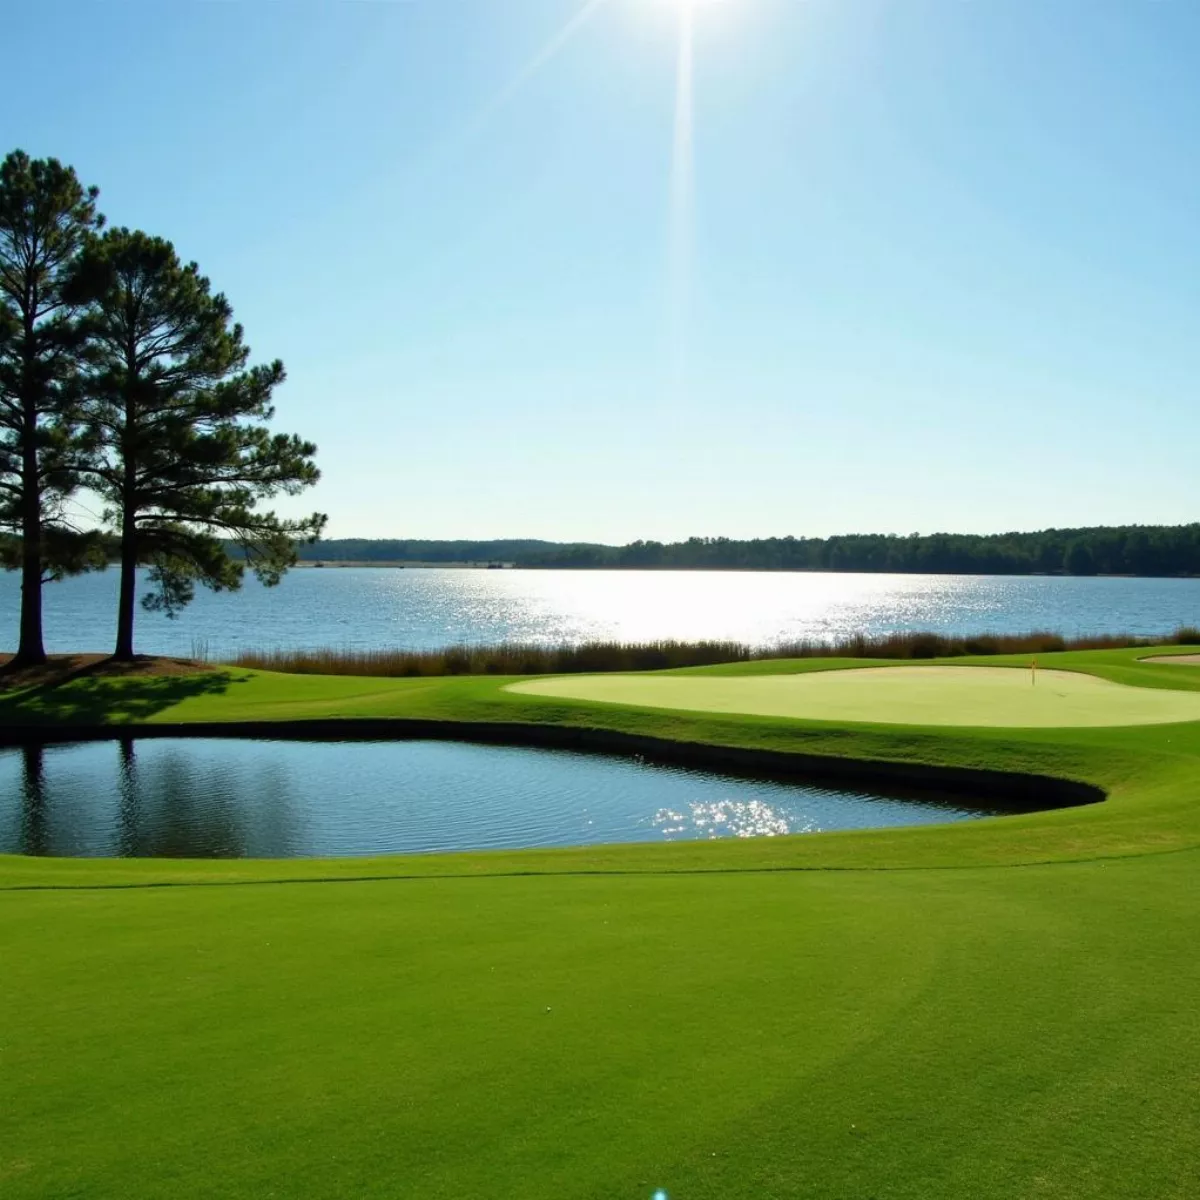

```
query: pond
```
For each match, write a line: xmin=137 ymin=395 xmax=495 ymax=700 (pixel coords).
xmin=0 ymin=738 xmax=1028 ymax=860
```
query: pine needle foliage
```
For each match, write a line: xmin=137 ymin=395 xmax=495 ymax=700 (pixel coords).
xmin=75 ymin=227 xmax=325 ymax=658
xmin=0 ymin=151 xmax=106 ymax=664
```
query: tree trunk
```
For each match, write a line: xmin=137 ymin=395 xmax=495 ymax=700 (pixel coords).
xmin=17 ymin=544 xmax=46 ymax=666
xmin=113 ymin=381 xmax=139 ymax=661
xmin=113 ymin=516 xmax=137 ymax=661
xmin=14 ymin=399 xmax=46 ymax=667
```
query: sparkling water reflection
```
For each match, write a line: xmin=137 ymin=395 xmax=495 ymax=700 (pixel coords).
xmin=0 ymin=739 xmax=1010 ymax=859
xmin=655 ymin=800 xmax=800 ymax=839
xmin=3 ymin=569 xmax=1199 ymax=659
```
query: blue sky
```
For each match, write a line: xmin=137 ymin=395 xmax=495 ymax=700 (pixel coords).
xmin=8 ymin=0 xmax=1200 ymax=542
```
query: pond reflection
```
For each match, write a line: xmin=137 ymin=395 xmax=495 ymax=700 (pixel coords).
xmin=5 ymin=740 xmax=300 ymax=858
xmin=18 ymin=743 xmax=49 ymax=857
xmin=0 ymin=738 xmax=1018 ymax=860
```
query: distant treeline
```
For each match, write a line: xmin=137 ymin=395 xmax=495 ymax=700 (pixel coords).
xmin=296 ymin=539 xmax=560 ymax=564
xmin=297 ymin=525 xmax=1200 ymax=576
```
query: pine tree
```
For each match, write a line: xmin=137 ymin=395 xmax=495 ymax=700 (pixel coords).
xmin=77 ymin=227 xmax=325 ymax=659
xmin=0 ymin=151 xmax=105 ymax=665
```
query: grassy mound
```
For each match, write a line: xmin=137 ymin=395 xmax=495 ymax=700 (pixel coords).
xmin=0 ymin=653 xmax=213 ymax=690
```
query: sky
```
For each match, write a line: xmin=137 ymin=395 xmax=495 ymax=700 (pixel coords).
xmin=6 ymin=0 xmax=1200 ymax=543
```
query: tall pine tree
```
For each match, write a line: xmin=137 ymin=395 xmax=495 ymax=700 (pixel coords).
xmin=0 ymin=151 xmax=105 ymax=665
xmin=77 ymin=228 xmax=325 ymax=659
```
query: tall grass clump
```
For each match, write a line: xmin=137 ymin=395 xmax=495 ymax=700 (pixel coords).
xmin=229 ymin=640 xmax=755 ymax=678
xmin=226 ymin=627 xmax=1200 ymax=677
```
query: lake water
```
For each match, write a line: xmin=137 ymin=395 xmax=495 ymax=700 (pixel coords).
xmin=0 ymin=738 xmax=1010 ymax=859
xmin=3 ymin=568 xmax=1200 ymax=659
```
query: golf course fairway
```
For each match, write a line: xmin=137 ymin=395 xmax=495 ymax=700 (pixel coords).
xmin=4 ymin=646 xmax=1200 ymax=1198
xmin=510 ymin=663 xmax=1200 ymax=727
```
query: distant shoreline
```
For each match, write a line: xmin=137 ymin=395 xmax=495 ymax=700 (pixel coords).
xmin=292 ymin=561 xmax=1200 ymax=579
xmin=290 ymin=524 xmax=1200 ymax=577
xmin=295 ymin=561 xmax=515 ymax=570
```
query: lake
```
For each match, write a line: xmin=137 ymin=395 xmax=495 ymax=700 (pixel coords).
xmin=2 ymin=568 xmax=1200 ymax=659
xmin=0 ymin=738 xmax=1016 ymax=859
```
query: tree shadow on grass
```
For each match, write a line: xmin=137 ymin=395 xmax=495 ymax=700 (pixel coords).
xmin=0 ymin=660 xmax=250 ymax=727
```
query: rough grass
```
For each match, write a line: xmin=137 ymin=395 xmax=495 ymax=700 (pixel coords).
xmin=226 ymin=625 xmax=1200 ymax=676
xmin=4 ymin=647 xmax=1200 ymax=1197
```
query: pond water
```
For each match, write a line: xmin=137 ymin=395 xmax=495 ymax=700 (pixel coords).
xmin=0 ymin=738 xmax=1016 ymax=859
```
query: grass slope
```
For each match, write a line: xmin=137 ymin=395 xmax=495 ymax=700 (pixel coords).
xmin=4 ymin=646 xmax=1200 ymax=1197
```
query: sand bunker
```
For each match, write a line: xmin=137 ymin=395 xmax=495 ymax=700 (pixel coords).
xmin=509 ymin=666 xmax=1200 ymax=729
xmin=1142 ymin=655 xmax=1200 ymax=666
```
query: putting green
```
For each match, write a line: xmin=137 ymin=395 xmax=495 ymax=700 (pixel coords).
xmin=510 ymin=665 xmax=1200 ymax=728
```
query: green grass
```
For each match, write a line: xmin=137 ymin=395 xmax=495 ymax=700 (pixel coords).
xmin=510 ymin=663 xmax=1200 ymax=726
xmin=4 ymin=645 xmax=1200 ymax=1197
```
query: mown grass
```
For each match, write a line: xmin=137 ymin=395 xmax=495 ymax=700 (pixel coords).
xmin=4 ymin=646 xmax=1200 ymax=1197
xmin=7 ymin=853 xmax=1200 ymax=1200
xmin=227 ymin=626 xmax=1200 ymax=676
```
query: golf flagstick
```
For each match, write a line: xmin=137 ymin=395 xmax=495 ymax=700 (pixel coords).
xmin=1032 ymin=658 xmax=1037 ymax=687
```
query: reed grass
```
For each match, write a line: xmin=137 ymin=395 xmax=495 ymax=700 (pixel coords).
xmin=226 ymin=627 xmax=1200 ymax=677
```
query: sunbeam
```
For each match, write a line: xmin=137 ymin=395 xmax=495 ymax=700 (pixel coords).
xmin=471 ymin=0 xmax=613 ymax=129
xmin=667 ymin=4 xmax=696 ymax=396
xmin=414 ymin=0 xmax=613 ymax=181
